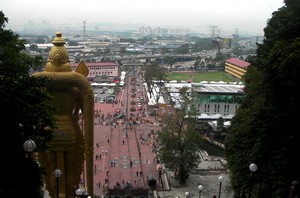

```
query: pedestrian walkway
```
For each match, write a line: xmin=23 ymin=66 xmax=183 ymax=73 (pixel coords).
xmin=92 ymin=76 xmax=161 ymax=197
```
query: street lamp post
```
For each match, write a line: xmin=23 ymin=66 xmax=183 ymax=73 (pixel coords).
xmin=156 ymin=164 xmax=163 ymax=187
xmin=75 ymin=188 xmax=88 ymax=198
xmin=289 ymin=181 xmax=299 ymax=198
xmin=198 ymin=185 xmax=203 ymax=198
xmin=23 ymin=138 xmax=36 ymax=159
xmin=218 ymin=175 xmax=224 ymax=198
xmin=53 ymin=168 xmax=62 ymax=198
xmin=185 ymin=191 xmax=189 ymax=198
xmin=249 ymin=163 xmax=257 ymax=173
xmin=248 ymin=163 xmax=257 ymax=198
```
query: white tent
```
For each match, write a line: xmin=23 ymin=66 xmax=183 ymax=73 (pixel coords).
xmin=91 ymin=82 xmax=117 ymax=87
xmin=100 ymin=83 xmax=116 ymax=86
xmin=210 ymin=113 xmax=223 ymax=119
xmin=91 ymin=82 xmax=101 ymax=86
xmin=197 ymin=113 xmax=211 ymax=119
xmin=224 ymin=114 xmax=234 ymax=119
xmin=224 ymin=121 xmax=231 ymax=127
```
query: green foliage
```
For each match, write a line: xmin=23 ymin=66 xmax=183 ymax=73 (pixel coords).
xmin=216 ymin=117 xmax=224 ymax=131
xmin=144 ymin=64 xmax=166 ymax=98
xmin=215 ymin=52 xmax=226 ymax=62
xmin=226 ymin=1 xmax=300 ymax=197
xmin=163 ymin=56 xmax=176 ymax=70
xmin=174 ymin=44 xmax=190 ymax=54
xmin=157 ymin=88 xmax=202 ymax=184
xmin=191 ymin=38 xmax=214 ymax=52
xmin=113 ymin=82 xmax=121 ymax=95
xmin=0 ymin=11 xmax=56 ymax=197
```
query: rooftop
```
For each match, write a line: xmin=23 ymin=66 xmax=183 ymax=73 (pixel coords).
xmin=194 ymin=83 xmax=244 ymax=94
xmin=164 ymin=82 xmax=244 ymax=94
xmin=226 ymin=58 xmax=250 ymax=68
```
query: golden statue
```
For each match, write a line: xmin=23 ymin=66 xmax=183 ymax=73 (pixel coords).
xmin=33 ymin=32 xmax=94 ymax=198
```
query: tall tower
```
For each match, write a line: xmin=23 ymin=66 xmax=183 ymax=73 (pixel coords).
xmin=209 ymin=25 xmax=218 ymax=38
xmin=83 ymin=20 xmax=86 ymax=42
xmin=232 ymin=28 xmax=239 ymax=48
xmin=235 ymin=28 xmax=239 ymax=36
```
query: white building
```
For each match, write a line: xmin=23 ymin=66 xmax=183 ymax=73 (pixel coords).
xmin=149 ymin=81 xmax=244 ymax=120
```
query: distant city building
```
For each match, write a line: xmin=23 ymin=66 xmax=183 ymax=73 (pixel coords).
xmin=87 ymin=42 xmax=110 ymax=48
xmin=224 ymin=58 xmax=250 ymax=79
xmin=139 ymin=26 xmax=190 ymax=36
xmin=71 ymin=62 xmax=119 ymax=81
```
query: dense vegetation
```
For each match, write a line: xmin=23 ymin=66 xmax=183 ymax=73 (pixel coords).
xmin=226 ymin=1 xmax=300 ymax=197
xmin=0 ymin=11 xmax=56 ymax=197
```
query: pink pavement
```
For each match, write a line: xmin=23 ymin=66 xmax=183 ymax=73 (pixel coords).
xmin=91 ymin=77 xmax=161 ymax=197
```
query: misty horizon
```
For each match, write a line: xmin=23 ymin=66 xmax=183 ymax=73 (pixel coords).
xmin=2 ymin=0 xmax=285 ymax=37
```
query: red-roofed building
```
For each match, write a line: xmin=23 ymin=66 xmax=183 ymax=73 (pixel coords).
xmin=225 ymin=58 xmax=250 ymax=79
xmin=70 ymin=62 xmax=119 ymax=81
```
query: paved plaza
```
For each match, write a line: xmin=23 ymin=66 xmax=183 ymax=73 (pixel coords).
xmin=91 ymin=76 xmax=162 ymax=197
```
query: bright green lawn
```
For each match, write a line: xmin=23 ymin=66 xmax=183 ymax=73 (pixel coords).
xmin=166 ymin=71 xmax=239 ymax=82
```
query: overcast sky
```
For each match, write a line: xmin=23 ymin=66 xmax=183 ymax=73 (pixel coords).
xmin=1 ymin=0 xmax=285 ymax=36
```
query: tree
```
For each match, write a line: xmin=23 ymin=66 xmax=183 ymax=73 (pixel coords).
xmin=29 ymin=44 xmax=39 ymax=51
xmin=212 ymin=37 xmax=223 ymax=53
xmin=160 ymin=47 xmax=170 ymax=54
xmin=0 ymin=11 xmax=56 ymax=197
xmin=194 ymin=56 xmax=202 ymax=70
xmin=157 ymin=87 xmax=202 ymax=185
xmin=104 ymin=47 xmax=111 ymax=54
xmin=192 ymin=38 xmax=214 ymax=52
xmin=215 ymin=52 xmax=226 ymax=69
xmin=216 ymin=116 xmax=225 ymax=131
xmin=101 ymin=56 xmax=111 ymax=62
xmin=226 ymin=1 xmax=300 ymax=197
xmin=175 ymin=43 xmax=190 ymax=54
xmin=120 ymin=46 xmax=126 ymax=55
xmin=143 ymin=64 xmax=166 ymax=99
xmin=31 ymin=54 xmax=45 ymax=72
xmin=68 ymin=40 xmax=79 ymax=46
xmin=113 ymin=82 xmax=122 ymax=96
xmin=163 ymin=56 xmax=176 ymax=70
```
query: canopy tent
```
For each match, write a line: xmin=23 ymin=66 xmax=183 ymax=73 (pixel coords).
xmin=91 ymin=82 xmax=116 ymax=87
